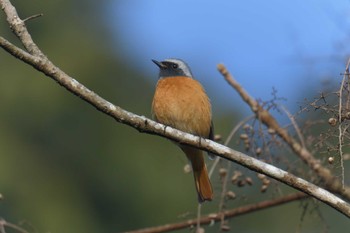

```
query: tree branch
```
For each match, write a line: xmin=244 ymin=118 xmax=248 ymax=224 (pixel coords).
xmin=0 ymin=218 xmax=30 ymax=233
xmin=338 ymin=59 xmax=350 ymax=189
xmin=1 ymin=0 xmax=350 ymax=218
xmin=0 ymin=0 xmax=41 ymax=56
xmin=217 ymin=63 xmax=350 ymax=200
xmin=125 ymin=192 xmax=308 ymax=233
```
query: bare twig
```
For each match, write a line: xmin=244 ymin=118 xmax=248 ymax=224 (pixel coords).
xmin=199 ymin=115 xmax=254 ymax=231
xmin=208 ymin=115 xmax=254 ymax=178
xmin=217 ymin=63 xmax=350 ymax=200
xmin=216 ymin=115 xmax=255 ymax=227
xmin=0 ymin=219 xmax=30 ymax=233
xmin=1 ymin=0 xmax=350 ymax=219
xmin=281 ymin=105 xmax=306 ymax=148
xmin=338 ymin=58 xmax=350 ymax=188
xmin=0 ymin=219 xmax=5 ymax=233
xmin=23 ymin=13 xmax=43 ymax=22
xmin=125 ymin=193 xmax=308 ymax=233
xmin=196 ymin=204 xmax=202 ymax=232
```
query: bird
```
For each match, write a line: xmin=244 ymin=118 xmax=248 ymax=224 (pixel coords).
xmin=151 ymin=58 xmax=214 ymax=202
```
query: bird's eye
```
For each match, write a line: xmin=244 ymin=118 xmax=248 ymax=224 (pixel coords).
xmin=172 ymin=63 xmax=178 ymax=69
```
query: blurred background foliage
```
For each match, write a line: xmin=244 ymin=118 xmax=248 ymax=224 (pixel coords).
xmin=0 ymin=1 xmax=349 ymax=233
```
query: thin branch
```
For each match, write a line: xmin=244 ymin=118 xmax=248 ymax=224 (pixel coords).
xmin=125 ymin=193 xmax=308 ymax=233
xmin=217 ymin=63 xmax=350 ymax=200
xmin=206 ymin=116 xmax=255 ymax=230
xmin=216 ymin=115 xmax=255 ymax=225
xmin=0 ymin=220 xmax=5 ymax=233
xmin=196 ymin=204 xmax=202 ymax=232
xmin=23 ymin=13 xmax=43 ymax=22
xmin=1 ymin=0 xmax=350 ymax=219
xmin=0 ymin=219 xmax=30 ymax=233
xmin=338 ymin=58 xmax=350 ymax=189
xmin=281 ymin=105 xmax=306 ymax=149
xmin=208 ymin=115 xmax=254 ymax=178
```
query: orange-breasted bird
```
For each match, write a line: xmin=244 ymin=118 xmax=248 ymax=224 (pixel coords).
xmin=151 ymin=58 xmax=214 ymax=202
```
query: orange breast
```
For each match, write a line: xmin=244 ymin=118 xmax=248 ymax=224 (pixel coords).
xmin=152 ymin=76 xmax=211 ymax=137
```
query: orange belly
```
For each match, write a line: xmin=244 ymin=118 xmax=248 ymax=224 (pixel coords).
xmin=152 ymin=76 xmax=212 ymax=137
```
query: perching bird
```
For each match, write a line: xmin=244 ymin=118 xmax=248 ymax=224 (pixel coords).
xmin=151 ymin=58 xmax=214 ymax=202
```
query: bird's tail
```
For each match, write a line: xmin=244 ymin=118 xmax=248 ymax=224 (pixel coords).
xmin=182 ymin=146 xmax=213 ymax=202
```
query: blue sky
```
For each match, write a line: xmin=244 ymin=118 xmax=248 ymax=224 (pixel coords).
xmin=104 ymin=0 xmax=350 ymax=113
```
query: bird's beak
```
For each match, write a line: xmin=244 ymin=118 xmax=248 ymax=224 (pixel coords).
xmin=152 ymin=59 xmax=166 ymax=69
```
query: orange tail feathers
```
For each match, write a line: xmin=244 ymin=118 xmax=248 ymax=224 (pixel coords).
xmin=182 ymin=146 xmax=213 ymax=202
xmin=193 ymin=161 xmax=213 ymax=202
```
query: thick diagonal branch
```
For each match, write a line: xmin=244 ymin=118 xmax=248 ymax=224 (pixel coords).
xmin=217 ymin=64 xmax=350 ymax=200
